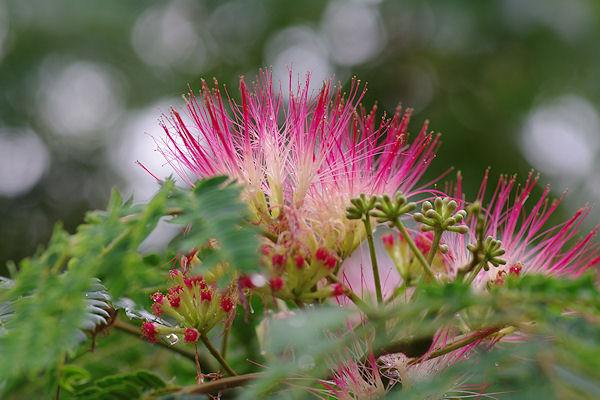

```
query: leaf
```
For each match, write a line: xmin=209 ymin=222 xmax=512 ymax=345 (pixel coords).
xmin=59 ymin=365 xmax=91 ymax=392
xmin=73 ymin=370 xmax=167 ymax=400
xmin=167 ymin=176 xmax=260 ymax=282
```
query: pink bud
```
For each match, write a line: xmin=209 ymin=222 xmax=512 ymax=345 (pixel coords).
xmin=381 ymin=233 xmax=395 ymax=250
xmin=184 ymin=328 xmax=199 ymax=343
xmin=294 ymin=254 xmax=305 ymax=269
xmin=151 ymin=292 xmax=164 ymax=304
xmin=141 ymin=322 xmax=158 ymax=343
xmin=220 ymin=297 xmax=234 ymax=312
xmin=331 ymin=283 xmax=345 ymax=297
xmin=270 ymin=276 xmax=284 ymax=292
xmin=169 ymin=269 xmax=181 ymax=280
xmin=315 ymin=248 xmax=329 ymax=261
xmin=200 ymin=290 xmax=212 ymax=303
xmin=272 ymin=253 xmax=286 ymax=268
xmin=509 ymin=263 xmax=522 ymax=276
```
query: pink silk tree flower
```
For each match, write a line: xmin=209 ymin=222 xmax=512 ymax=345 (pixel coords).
xmin=444 ymin=170 xmax=600 ymax=287
xmin=156 ymin=70 xmax=439 ymax=258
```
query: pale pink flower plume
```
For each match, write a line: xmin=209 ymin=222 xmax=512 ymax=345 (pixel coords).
xmin=443 ymin=170 xmax=600 ymax=286
xmin=156 ymin=69 xmax=439 ymax=256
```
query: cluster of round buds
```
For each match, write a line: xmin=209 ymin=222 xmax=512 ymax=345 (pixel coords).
xmin=257 ymin=244 xmax=344 ymax=303
xmin=382 ymin=231 xmax=448 ymax=283
xmin=413 ymin=197 xmax=468 ymax=234
xmin=140 ymin=269 xmax=236 ymax=344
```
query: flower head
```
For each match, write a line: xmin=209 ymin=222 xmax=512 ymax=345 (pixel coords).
xmin=158 ymin=70 xmax=438 ymax=258
xmin=445 ymin=171 xmax=600 ymax=286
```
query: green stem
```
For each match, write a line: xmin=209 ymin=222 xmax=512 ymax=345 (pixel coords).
xmin=465 ymin=261 xmax=486 ymax=285
xmin=393 ymin=218 xmax=436 ymax=281
xmin=427 ymin=230 xmax=442 ymax=265
xmin=179 ymin=372 xmax=263 ymax=395
xmin=200 ymin=333 xmax=237 ymax=376
xmin=363 ymin=217 xmax=383 ymax=304
xmin=51 ymin=251 xmax=69 ymax=274
xmin=100 ymin=227 xmax=132 ymax=258
xmin=384 ymin=282 xmax=407 ymax=305
xmin=220 ymin=328 xmax=230 ymax=359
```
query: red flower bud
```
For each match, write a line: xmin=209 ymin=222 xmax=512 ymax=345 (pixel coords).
xmin=151 ymin=292 xmax=164 ymax=304
xmin=141 ymin=322 xmax=158 ymax=343
xmin=272 ymin=253 xmax=286 ymax=268
xmin=381 ymin=233 xmax=395 ymax=249
xmin=324 ymin=255 xmax=337 ymax=270
xmin=509 ymin=263 xmax=522 ymax=276
xmin=294 ymin=254 xmax=305 ymax=269
xmin=200 ymin=290 xmax=212 ymax=303
xmin=270 ymin=276 xmax=284 ymax=292
xmin=239 ymin=275 xmax=255 ymax=289
xmin=315 ymin=248 xmax=329 ymax=261
xmin=220 ymin=297 xmax=234 ymax=312
xmin=331 ymin=283 xmax=345 ymax=297
xmin=184 ymin=328 xmax=199 ymax=343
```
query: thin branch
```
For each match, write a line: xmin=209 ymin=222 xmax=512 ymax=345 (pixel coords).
xmin=363 ymin=217 xmax=383 ymax=304
xmin=393 ymin=218 xmax=436 ymax=280
xmin=179 ymin=372 xmax=263 ymax=394
xmin=200 ymin=333 xmax=238 ymax=376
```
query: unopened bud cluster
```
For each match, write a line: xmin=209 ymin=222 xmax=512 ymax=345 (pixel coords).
xmin=250 ymin=244 xmax=344 ymax=303
xmin=141 ymin=269 xmax=236 ymax=344
xmin=414 ymin=197 xmax=468 ymax=234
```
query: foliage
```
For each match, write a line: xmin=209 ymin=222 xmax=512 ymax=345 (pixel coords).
xmin=0 ymin=177 xmax=258 ymax=397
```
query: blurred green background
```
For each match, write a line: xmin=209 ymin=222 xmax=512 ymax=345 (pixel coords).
xmin=2 ymin=0 xmax=600 ymax=269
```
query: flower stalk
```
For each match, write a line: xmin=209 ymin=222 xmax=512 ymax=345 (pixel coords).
xmin=347 ymin=194 xmax=383 ymax=304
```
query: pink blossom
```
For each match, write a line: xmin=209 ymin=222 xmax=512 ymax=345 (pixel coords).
xmin=445 ymin=171 xmax=600 ymax=285
xmin=157 ymin=70 xmax=439 ymax=257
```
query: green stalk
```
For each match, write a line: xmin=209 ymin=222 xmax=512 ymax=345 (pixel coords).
xmin=220 ymin=328 xmax=230 ymax=359
xmin=392 ymin=218 xmax=436 ymax=281
xmin=464 ymin=261 xmax=486 ymax=285
xmin=363 ymin=216 xmax=383 ymax=304
xmin=200 ymin=333 xmax=237 ymax=376
xmin=180 ymin=372 xmax=263 ymax=395
xmin=427 ymin=230 xmax=442 ymax=265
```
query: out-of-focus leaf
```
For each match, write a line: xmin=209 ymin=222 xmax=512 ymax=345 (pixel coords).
xmin=73 ymin=370 xmax=167 ymax=400
xmin=167 ymin=176 xmax=260 ymax=283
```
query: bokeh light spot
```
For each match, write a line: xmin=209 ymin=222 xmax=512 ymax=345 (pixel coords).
xmin=520 ymin=95 xmax=599 ymax=180
xmin=0 ymin=129 xmax=50 ymax=197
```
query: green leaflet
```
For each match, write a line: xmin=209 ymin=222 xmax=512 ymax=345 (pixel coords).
xmin=0 ymin=176 xmax=259 ymax=393
xmin=167 ymin=176 xmax=260 ymax=282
